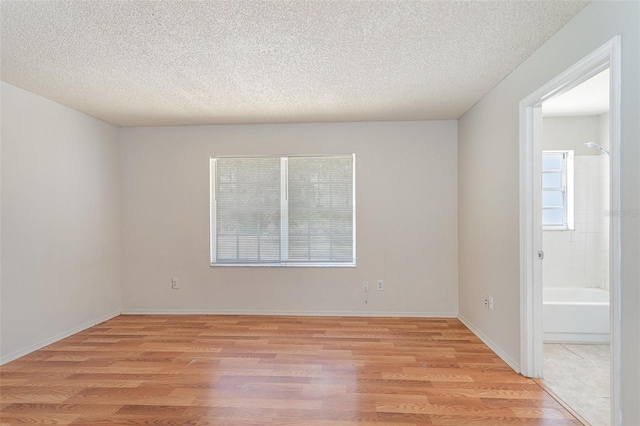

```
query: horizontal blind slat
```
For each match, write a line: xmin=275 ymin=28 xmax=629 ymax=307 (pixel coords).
xmin=215 ymin=157 xmax=281 ymax=262
xmin=287 ymin=156 xmax=354 ymax=262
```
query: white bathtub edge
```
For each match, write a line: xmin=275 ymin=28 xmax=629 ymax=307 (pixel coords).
xmin=544 ymin=332 xmax=610 ymax=344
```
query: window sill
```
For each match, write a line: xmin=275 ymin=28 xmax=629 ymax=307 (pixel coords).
xmin=210 ymin=262 xmax=356 ymax=268
xmin=542 ymin=226 xmax=575 ymax=231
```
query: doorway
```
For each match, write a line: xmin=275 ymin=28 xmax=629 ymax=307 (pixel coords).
xmin=539 ymin=68 xmax=611 ymax=425
xmin=519 ymin=37 xmax=621 ymax=425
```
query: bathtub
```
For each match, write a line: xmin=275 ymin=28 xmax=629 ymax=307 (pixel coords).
xmin=543 ymin=287 xmax=610 ymax=344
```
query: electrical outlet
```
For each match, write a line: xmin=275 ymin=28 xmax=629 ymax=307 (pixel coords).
xmin=171 ymin=278 xmax=179 ymax=289
xmin=377 ymin=280 xmax=384 ymax=291
xmin=484 ymin=295 xmax=489 ymax=308
xmin=488 ymin=296 xmax=494 ymax=310
xmin=363 ymin=281 xmax=369 ymax=292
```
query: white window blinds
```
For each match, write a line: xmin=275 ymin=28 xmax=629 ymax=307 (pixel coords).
xmin=541 ymin=150 xmax=574 ymax=230
xmin=214 ymin=157 xmax=281 ymax=263
xmin=210 ymin=155 xmax=355 ymax=266
xmin=288 ymin=156 xmax=354 ymax=263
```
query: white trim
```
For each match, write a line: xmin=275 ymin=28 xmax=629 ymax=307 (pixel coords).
xmin=543 ymin=332 xmax=610 ymax=344
xmin=0 ymin=311 xmax=120 ymax=366
xmin=458 ymin=314 xmax=520 ymax=373
xmin=210 ymin=154 xmax=356 ymax=266
xmin=608 ymin=35 xmax=622 ymax=426
xmin=209 ymin=157 xmax=217 ymax=264
xmin=351 ymin=153 xmax=357 ymax=264
xmin=519 ymin=36 xmax=621 ymax=425
xmin=520 ymin=104 xmax=544 ymax=377
xmin=120 ymin=309 xmax=458 ymax=318
xmin=209 ymin=262 xmax=356 ymax=268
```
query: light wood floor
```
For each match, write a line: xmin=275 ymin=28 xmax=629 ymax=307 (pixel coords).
xmin=0 ymin=315 xmax=581 ymax=425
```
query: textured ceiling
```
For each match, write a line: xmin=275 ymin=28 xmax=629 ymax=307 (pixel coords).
xmin=1 ymin=1 xmax=588 ymax=127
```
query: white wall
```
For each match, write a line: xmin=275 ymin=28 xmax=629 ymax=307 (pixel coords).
xmin=458 ymin=1 xmax=639 ymax=423
xmin=0 ymin=82 xmax=122 ymax=364
xmin=120 ymin=121 xmax=458 ymax=316
xmin=542 ymin=115 xmax=605 ymax=154
xmin=543 ymin=156 xmax=610 ymax=290
xmin=543 ymin=116 xmax=610 ymax=290
xmin=599 ymin=112 xmax=610 ymax=150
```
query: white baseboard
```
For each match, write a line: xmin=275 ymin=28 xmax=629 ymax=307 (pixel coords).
xmin=457 ymin=313 xmax=520 ymax=373
xmin=544 ymin=332 xmax=610 ymax=344
xmin=120 ymin=308 xmax=458 ymax=318
xmin=0 ymin=310 xmax=121 ymax=366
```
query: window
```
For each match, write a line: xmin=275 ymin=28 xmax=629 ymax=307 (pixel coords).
xmin=210 ymin=154 xmax=355 ymax=266
xmin=542 ymin=150 xmax=574 ymax=230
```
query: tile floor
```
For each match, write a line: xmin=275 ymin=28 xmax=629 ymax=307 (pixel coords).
xmin=543 ymin=343 xmax=610 ymax=426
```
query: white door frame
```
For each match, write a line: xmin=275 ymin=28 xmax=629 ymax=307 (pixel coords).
xmin=519 ymin=36 xmax=622 ymax=424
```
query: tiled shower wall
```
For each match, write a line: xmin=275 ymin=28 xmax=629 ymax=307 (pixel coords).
xmin=543 ymin=154 xmax=610 ymax=290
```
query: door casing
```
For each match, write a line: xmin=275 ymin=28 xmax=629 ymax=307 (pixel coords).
xmin=518 ymin=36 xmax=622 ymax=425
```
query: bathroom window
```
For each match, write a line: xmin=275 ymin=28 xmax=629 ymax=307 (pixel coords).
xmin=210 ymin=154 xmax=355 ymax=266
xmin=542 ymin=150 xmax=574 ymax=230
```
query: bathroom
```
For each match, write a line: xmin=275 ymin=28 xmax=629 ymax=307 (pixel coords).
xmin=541 ymin=69 xmax=611 ymax=425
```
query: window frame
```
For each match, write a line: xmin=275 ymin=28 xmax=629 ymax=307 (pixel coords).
xmin=541 ymin=150 xmax=574 ymax=231
xmin=210 ymin=154 xmax=356 ymax=267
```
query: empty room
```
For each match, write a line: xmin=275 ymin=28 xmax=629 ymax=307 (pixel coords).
xmin=1 ymin=1 xmax=639 ymax=425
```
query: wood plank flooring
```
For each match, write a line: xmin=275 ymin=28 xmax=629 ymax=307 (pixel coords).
xmin=0 ymin=315 xmax=581 ymax=425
